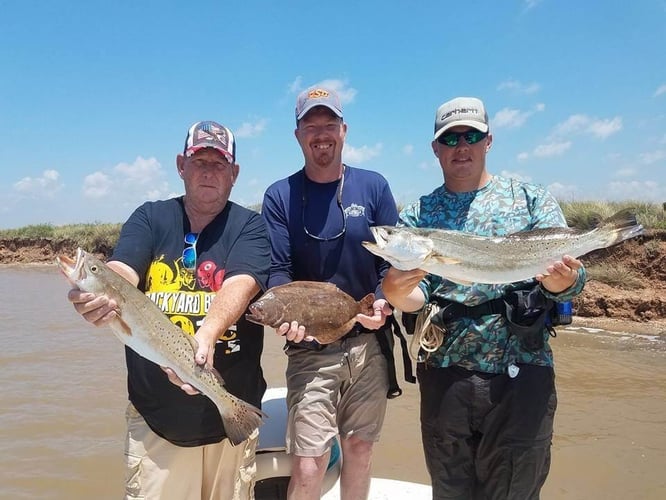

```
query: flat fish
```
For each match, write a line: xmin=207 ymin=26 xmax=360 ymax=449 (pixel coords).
xmin=246 ymin=281 xmax=375 ymax=344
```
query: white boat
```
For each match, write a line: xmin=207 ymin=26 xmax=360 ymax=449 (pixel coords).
xmin=255 ymin=387 xmax=431 ymax=499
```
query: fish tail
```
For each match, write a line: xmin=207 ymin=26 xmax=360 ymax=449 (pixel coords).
xmin=219 ymin=397 xmax=266 ymax=446
xmin=359 ymin=292 xmax=375 ymax=316
xmin=597 ymin=208 xmax=645 ymax=245
xmin=207 ymin=366 xmax=266 ymax=445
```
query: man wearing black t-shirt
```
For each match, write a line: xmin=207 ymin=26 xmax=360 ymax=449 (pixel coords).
xmin=67 ymin=121 xmax=270 ymax=499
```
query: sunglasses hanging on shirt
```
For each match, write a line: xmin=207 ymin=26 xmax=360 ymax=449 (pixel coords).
xmin=302 ymin=166 xmax=347 ymax=241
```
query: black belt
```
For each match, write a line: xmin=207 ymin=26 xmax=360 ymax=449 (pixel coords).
xmin=431 ymin=297 xmax=505 ymax=328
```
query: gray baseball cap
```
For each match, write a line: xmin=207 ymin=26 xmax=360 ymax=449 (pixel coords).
xmin=295 ymin=87 xmax=343 ymax=122
xmin=434 ymin=97 xmax=489 ymax=140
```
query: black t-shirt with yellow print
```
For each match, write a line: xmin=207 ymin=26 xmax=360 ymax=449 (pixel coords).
xmin=112 ymin=196 xmax=270 ymax=446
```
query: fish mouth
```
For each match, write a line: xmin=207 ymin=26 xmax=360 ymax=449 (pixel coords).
xmin=244 ymin=313 xmax=262 ymax=325
xmin=56 ymin=247 xmax=85 ymax=284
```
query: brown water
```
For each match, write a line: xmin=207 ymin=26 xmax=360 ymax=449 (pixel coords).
xmin=1 ymin=266 xmax=665 ymax=499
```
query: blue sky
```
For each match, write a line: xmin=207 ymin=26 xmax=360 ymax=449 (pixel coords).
xmin=1 ymin=0 xmax=664 ymax=229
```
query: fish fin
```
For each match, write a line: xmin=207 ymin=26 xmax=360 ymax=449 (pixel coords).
xmin=431 ymin=255 xmax=462 ymax=265
xmin=112 ymin=316 xmax=132 ymax=336
xmin=212 ymin=366 xmax=267 ymax=445
xmin=315 ymin=319 xmax=358 ymax=345
xmin=359 ymin=293 xmax=375 ymax=316
xmin=597 ymin=208 xmax=639 ymax=230
xmin=223 ymin=399 xmax=267 ymax=446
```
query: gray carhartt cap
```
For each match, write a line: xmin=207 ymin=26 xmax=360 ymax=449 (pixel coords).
xmin=434 ymin=97 xmax=489 ymax=140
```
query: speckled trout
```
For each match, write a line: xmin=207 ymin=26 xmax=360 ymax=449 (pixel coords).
xmin=362 ymin=209 xmax=644 ymax=285
xmin=56 ymin=248 xmax=265 ymax=445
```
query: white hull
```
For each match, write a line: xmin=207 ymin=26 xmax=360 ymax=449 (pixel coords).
xmin=256 ymin=387 xmax=431 ymax=499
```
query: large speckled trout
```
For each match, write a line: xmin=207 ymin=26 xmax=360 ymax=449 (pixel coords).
xmin=245 ymin=281 xmax=375 ymax=344
xmin=362 ymin=209 xmax=644 ymax=285
xmin=56 ymin=248 xmax=265 ymax=445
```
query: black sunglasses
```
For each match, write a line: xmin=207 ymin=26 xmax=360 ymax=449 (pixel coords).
xmin=437 ymin=130 xmax=488 ymax=147
xmin=302 ymin=167 xmax=347 ymax=241
xmin=182 ymin=232 xmax=199 ymax=271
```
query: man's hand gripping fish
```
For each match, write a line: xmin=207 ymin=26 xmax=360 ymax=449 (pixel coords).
xmin=56 ymin=248 xmax=265 ymax=445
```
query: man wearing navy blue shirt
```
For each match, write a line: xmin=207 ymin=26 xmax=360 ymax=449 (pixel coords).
xmin=262 ymin=86 xmax=398 ymax=500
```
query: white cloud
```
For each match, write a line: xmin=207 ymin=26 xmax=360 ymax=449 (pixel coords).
xmin=640 ymin=150 xmax=666 ymax=164
xmin=533 ymin=141 xmax=572 ymax=157
xmin=492 ymin=103 xmax=544 ymax=129
xmin=343 ymin=143 xmax=382 ymax=164
xmin=402 ymin=144 xmax=414 ymax=155
xmin=517 ymin=152 xmax=530 ymax=162
xmin=552 ymin=114 xmax=590 ymax=135
xmin=113 ymin=156 xmax=162 ymax=184
xmin=500 ymin=170 xmax=532 ymax=182
xmin=493 ymin=108 xmax=531 ymax=128
xmin=235 ymin=119 xmax=268 ymax=138
xmin=84 ymin=156 xmax=170 ymax=203
xmin=547 ymin=182 xmax=580 ymax=201
xmin=497 ymin=79 xmax=540 ymax=94
xmin=524 ymin=0 xmax=543 ymax=10
xmin=83 ymin=171 xmax=112 ymax=199
xmin=654 ymin=84 xmax=666 ymax=97
xmin=613 ymin=168 xmax=636 ymax=178
xmin=288 ymin=76 xmax=303 ymax=93
xmin=12 ymin=169 xmax=63 ymax=198
xmin=606 ymin=180 xmax=663 ymax=201
xmin=316 ymin=79 xmax=357 ymax=105
xmin=552 ymin=114 xmax=622 ymax=139
xmin=588 ymin=117 xmax=622 ymax=139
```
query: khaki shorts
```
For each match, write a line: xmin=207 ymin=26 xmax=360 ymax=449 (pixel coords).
xmin=124 ymin=403 xmax=258 ymax=500
xmin=284 ymin=334 xmax=389 ymax=457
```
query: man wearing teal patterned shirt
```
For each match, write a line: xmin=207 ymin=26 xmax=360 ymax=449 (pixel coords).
xmin=382 ymin=97 xmax=586 ymax=499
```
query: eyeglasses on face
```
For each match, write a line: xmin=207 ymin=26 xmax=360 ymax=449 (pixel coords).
xmin=182 ymin=232 xmax=199 ymax=271
xmin=437 ymin=130 xmax=488 ymax=147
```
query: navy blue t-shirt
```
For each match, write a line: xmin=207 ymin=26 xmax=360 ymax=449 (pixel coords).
xmin=111 ymin=197 xmax=270 ymax=446
xmin=262 ymin=165 xmax=398 ymax=300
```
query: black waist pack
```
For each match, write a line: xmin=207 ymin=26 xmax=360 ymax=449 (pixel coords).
xmin=502 ymin=286 xmax=555 ymax=352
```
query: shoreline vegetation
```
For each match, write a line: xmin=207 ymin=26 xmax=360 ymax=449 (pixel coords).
xmin=2 ymin=201 xmax=665 ymax=333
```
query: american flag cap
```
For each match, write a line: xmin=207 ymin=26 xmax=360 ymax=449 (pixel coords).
xmin=184 ymin=121 xmax=235 ymax=162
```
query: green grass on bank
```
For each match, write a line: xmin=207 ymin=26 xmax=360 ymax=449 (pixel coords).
xmin=0 ymin=222 xmax=122 ymax=252
xmin=561 ymin=200 xmax=666 ymax=230
xmin=2 ymin=200 xmax=663 ymax=241
xmin=1 ymin=202 xmax=664 ymax=285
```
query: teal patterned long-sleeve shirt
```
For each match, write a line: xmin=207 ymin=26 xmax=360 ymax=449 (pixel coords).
xmin=400 ymin=175 xmax=586 ymax=374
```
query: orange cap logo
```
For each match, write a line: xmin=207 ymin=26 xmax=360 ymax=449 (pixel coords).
xmin=308 ymin=89 xmax=330 ymax=99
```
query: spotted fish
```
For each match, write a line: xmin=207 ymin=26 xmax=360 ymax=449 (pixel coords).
xmin=362 ymin=209 xmax=644 ymax=285
xmin=56 ymin=248 xmax=265 ymax=445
